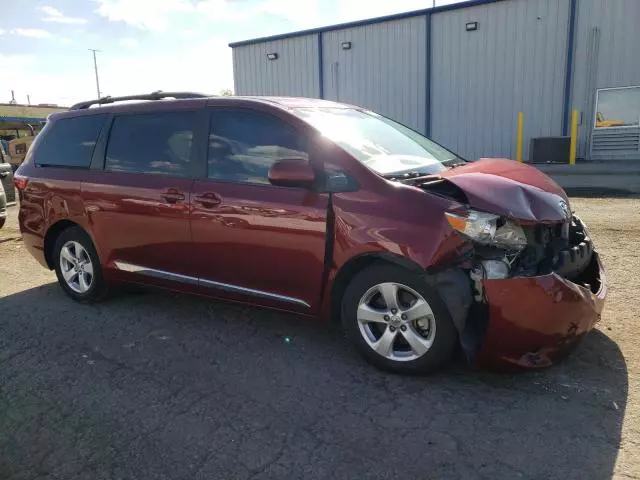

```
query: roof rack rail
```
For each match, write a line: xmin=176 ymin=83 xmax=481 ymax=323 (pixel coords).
xmin=70 ymin=91 xmax=210 ymax=110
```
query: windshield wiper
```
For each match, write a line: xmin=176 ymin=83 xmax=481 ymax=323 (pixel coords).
xmin=442 ymin=158 xmax=467 ymax=168
xmin=382 ymin=171 xmax=421 ymax=179
xmin=383 ymin=171 xmax=442 ymax=181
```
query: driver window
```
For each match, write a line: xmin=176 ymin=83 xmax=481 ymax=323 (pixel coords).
xmin=208 ymin=109 xmax=308 ymax=185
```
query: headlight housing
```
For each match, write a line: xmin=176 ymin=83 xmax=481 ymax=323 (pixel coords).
xmin=445 ymin=210 xmax=527 ymax=250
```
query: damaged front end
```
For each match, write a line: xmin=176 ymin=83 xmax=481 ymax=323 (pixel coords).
xmin=413 ymin=171 xmax=606 ymax=370
xmin=463 ymin=215 xmax=606 ymax=369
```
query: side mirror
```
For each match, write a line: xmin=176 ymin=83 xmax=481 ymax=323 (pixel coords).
xmin=268 ymin=158 xmax=316 ymax=189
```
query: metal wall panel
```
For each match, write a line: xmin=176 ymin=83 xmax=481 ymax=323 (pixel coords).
xmin=321 ymin=16 xmax=427 ymax=134
xmin=232 ymin=34 xmax=320 ymax=97
xmin=570 ymin=0 xmax=640 ymax=159
xmin=431 ymin=0 xmax=570 ymax=161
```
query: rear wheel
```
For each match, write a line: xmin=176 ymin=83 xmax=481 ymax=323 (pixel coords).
xmin=53 ymin=227 xmax=108 ymax=303
xmin=341 ymin=264 xmax=457 ymax=374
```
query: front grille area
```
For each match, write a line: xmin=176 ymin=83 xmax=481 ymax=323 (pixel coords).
xmin=553 ymin=217 xmax=593 ymax=279
xmin=512 ymin=217 xmax=592 ymax=280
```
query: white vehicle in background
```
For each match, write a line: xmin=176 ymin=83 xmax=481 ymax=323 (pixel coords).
xmin=0 ymin=145 xmax=16 ymax=206
xmin=0 ymin=178 xmax=6 ymax=230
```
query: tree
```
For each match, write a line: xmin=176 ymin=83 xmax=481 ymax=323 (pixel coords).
xmin=219 ymin=88 xmax=234 ymax=96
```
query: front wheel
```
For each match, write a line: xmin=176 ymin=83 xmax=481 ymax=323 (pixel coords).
xmin=341 ymin=264 xmax=457 ymax=374
xmin=53 ymin=227 xmax=108 ymax=303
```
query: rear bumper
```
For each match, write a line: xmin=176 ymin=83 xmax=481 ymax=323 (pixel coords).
xmin=19 ymin=201 xmax=48 ymax=268
xmin=22 ymin=232 xmax=48 ymax=267
xmin=477 ymin=252 xmax=606 ymax=369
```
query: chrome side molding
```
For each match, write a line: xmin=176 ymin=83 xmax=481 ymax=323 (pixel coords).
xmin=198 ymin=278 xmax=310 ymax=307
xmin=114 ymin=261 xmax=199 ymax=285
xmin=113 ymin=261 xmax=310 ymax=308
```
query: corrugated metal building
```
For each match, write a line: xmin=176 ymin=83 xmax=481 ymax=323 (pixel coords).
xmin=230 ymin=0 xmax=640 ymax=162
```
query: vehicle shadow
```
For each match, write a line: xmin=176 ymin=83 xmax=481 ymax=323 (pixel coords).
xmin=0 ymin=283 xmax=628 ymax=480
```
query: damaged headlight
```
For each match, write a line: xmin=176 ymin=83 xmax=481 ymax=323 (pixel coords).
xmin=445 ymin=209 xmax=527 ymax=250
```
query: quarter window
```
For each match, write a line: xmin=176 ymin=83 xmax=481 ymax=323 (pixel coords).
xmin=208 ymin=109 xmax=308 ymax=185
xmin=34 ymin=114 xmax=107 ymax=168
xmin=105 ymin=111 xmax=197 ymax=177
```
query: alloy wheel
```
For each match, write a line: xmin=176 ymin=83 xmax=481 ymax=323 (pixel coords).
xmin=357 ymin=282 xmax=436 ymax=362
xmin=59 ymin=240 xmax=94 ymax=294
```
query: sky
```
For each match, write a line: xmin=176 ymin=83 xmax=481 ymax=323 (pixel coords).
xmin=0 ymin=0 xmax=464 ymax=106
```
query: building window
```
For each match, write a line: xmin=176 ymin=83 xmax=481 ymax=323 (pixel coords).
xmin=595 ymin=86 xmax=640 ymax=129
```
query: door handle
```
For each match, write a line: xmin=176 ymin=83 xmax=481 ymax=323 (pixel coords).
xmin=160 ymin=189 xmax=185 ymax=204
xmin=193 ymin=192 xmax=221 ymax=208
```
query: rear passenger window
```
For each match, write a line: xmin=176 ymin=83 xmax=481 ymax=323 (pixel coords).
xmin=208 ymin=109 xmax=308 ymax=185
xmin=34 ymin=115 xmax=107 ymax=167
xmin=105 ymin=111 xmax=197 ymax=177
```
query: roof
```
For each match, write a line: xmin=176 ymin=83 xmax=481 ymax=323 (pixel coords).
xmin=229 ymin=0 xmax=500 ymax=48
xmin=0 ymin=116 xmax=46 ymax=123
xmin=0 ymin=116 xmax=47 ymax=131
xmin=51 ymin=95 xmax=353 ymax=121
xmin=53 ymin=97 xmax=210 ymax=119
xmin=246 ymin=96 xmax=351 ymax=109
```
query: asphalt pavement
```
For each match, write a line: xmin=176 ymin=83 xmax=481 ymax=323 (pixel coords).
xmin=0 ymin=204 xmax=631 ymax=479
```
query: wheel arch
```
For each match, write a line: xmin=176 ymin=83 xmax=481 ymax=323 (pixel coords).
xmin=43 ymin=219 xmax=84 ymax=269
xmin=329 ymin=252 xmax=424 ymax=324
xmin=329 ymin=252 xmax=473 ymax=353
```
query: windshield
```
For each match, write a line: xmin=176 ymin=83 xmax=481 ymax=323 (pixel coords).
xmin=293 ymin=107 xmax=462 ymax=176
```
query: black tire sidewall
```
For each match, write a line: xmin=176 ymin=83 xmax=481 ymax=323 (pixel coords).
xmin=5 ymin=186 xmax=15 ymax=204
xmin=342 ymin=264 xmax=458 ymax=374
xmin=53 ymin=227 xmax=106 ymax=303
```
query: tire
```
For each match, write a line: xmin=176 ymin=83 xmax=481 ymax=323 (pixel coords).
xmin=4 ymin=183 xmax=15 ymax=204
xmin=0 ymin=217 xmax=5 ymax=230
xmin=53 ymin=226 xmax=109 ymax=303
xmin=341 ymin=264 xmax=458 ymax=374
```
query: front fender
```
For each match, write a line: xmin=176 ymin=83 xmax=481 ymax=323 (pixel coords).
xmin=320 ymin=186 xmax=471 ymax=320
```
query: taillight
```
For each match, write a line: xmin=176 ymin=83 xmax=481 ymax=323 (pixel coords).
xmin=13 ymin=175 xmax=28 ymax=191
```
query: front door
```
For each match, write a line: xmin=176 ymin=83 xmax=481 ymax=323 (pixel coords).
xmin=190 ymin=107 xmax=328 ymax=313
xmin=82 ymin=109 xmax=202 ymax=290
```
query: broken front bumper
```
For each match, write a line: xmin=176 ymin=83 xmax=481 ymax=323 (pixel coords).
xmin=476 ymin=252 xmax=606 ymax=370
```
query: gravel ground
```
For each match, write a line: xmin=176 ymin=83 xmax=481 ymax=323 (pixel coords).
xmin=0 ymin=198 xmax=638 ymax=480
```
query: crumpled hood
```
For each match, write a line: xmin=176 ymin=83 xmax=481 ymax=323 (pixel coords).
xmin=439 ymin=158 xmax=570 ymax=223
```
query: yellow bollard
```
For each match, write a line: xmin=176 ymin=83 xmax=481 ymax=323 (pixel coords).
xmin=516 ymin=112 xmax=524 ymax=162
xmin=569 ymin=110 xmax=579 ymax=165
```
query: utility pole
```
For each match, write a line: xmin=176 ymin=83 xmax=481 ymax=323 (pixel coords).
xmin=88 ymin=49 xmax=102 ymax=98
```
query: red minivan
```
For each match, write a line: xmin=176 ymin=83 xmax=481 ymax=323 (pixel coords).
xmin=14 ymin=92 xmax=606 ymax=374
